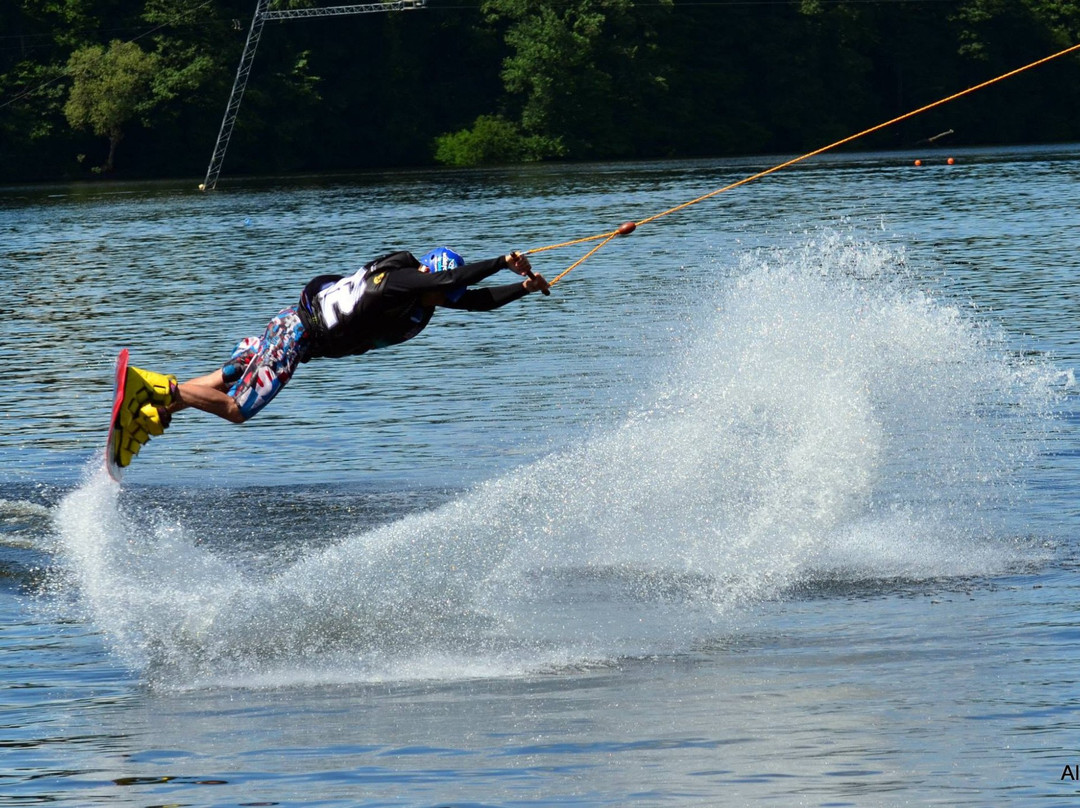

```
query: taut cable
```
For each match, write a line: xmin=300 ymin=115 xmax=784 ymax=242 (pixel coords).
xmin=528 ymin=41 xmax=1080 ymax=287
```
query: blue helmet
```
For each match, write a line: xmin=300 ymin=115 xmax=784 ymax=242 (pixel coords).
xmin=420 ymin=247 xmax=464 ymax=274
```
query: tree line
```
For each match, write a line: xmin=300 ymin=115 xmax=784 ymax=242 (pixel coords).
xmin=2 ymin=0 xmax=1079 ymax=183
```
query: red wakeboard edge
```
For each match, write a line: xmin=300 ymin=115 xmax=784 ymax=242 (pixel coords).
xmin=105 ymin=348 xmax=130 ymax=482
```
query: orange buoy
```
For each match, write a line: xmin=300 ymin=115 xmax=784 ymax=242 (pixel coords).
xmin=617 ymin=221 xmax=637 ymax=235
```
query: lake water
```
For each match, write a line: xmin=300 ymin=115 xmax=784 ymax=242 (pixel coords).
xmin=2 ymin=145 xmax=1080 ymax=806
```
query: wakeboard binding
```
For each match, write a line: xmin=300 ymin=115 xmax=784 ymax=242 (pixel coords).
xmin=108 ymin=360 xmax=177 ymax=474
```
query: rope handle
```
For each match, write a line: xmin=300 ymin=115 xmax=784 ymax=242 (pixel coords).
xmin=527 ymin=222 xmax=636 ymax=288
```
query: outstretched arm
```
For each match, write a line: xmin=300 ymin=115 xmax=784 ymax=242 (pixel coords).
xmin=391 ymin=254 xmax=510 ymax=293
xmin=437 ymin=251 xmax=550 ymax=310
xmin=443 ymin=282 xmax=529 ymax=312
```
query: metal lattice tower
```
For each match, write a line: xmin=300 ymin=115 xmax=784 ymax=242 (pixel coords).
xmin=200 ymin=0 xmax=425 ymax=191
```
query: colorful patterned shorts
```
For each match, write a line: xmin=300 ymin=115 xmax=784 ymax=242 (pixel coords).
xmin=222 ymin=307 xmax=310 ymax=421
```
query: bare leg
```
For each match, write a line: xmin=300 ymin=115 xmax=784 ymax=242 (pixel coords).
xmin=185 ymin=369 xmax=230 ymax=390
xmin=167 ymin=370 xmax=245 ymax=424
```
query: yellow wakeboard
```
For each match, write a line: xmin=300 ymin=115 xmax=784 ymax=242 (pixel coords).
xmin=105 ymin=349 xmax=176 ymax=480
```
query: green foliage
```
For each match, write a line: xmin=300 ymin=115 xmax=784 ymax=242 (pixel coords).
xmin=0 ymin=62 xmax=68 ymax=140
xmin=954 ymin=0 xmax=1080 ymax=58
xmin=433 ymin=114 xmax=564 ymax=166
xmin=481 ymin=0 xmax=673 ymax=157
xmin=2 ymin=0 xmax=1080 ymax=181
xmin=20 ymin=0 xmax=106 ymax=48
xmin=64 ymin=40 xmax=161 ymax=171
xmin=150 ymin=45 xmax=215 ymax=105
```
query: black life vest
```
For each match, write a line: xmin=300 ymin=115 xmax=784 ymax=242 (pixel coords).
xmin=297 ymin=251 xmax=434 ymax=359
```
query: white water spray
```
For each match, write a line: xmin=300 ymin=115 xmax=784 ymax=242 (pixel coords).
xmin=51 ymin=235 xmax=1059 ymax=687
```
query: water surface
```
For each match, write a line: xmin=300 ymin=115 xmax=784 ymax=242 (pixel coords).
xmin=2 ymin=146 xmax=1080 ymax=806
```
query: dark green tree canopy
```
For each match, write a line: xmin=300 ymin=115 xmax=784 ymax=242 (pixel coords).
xmin=64 ymin=40 xmax=160 ymax=171
xmin=1 ymin=0 xmax=1078 ymax=181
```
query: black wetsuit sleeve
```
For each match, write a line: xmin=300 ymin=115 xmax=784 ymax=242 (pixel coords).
xmin=383 ymin=255 xmax=509 ymax=294
xmin=442 ymin=281 xmax=529 ymax=311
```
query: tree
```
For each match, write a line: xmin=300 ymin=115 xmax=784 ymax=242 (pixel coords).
xmin=478 ymin=0 xmax=673 ymax=159
xmin=64 ymin=39 xmax=161 ymax=172
xmin=433 ymin=114 xmax=563 ymax=166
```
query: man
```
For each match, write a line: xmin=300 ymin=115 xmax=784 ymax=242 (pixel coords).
xmin=150 ymin=246 xmax=548 ymax=426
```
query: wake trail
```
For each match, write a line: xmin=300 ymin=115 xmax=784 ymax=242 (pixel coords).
xmin=49 ymin=234 xmax=1062 ymax=687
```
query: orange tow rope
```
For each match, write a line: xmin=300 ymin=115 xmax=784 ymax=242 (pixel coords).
xmin=526 ymin=41 xmax=1080 ymax=287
